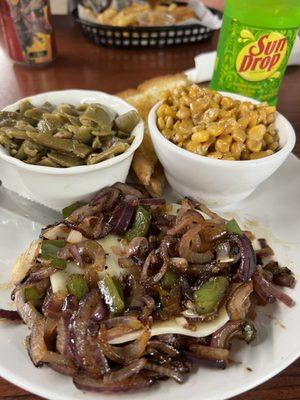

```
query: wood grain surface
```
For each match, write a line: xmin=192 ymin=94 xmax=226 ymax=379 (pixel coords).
xmin=0 ymin=14 xmax=299 ymax=400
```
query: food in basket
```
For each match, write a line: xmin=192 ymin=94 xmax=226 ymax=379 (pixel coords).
xmin=0 ymin=183 xmax=295 ymax=392
xmin=78 ymin=0 xmax=197 ymax=27
xmin=0 ymin=100 xmax=139 ymax=167
xmin=156 ymin=84 xmax=279 ymax=160
xmin=118 ymin=73 xmax=189 ymax=196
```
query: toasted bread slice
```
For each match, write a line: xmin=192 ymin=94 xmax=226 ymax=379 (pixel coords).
xmin=118 ymin=73 xmax=189 ymax=196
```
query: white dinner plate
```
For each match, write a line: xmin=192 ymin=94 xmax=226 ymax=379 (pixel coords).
xmin=0 ymin=154 xmax=299 ymax=400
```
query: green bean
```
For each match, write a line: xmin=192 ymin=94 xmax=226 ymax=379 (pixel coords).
xmin=0 ymin=132 xmax=18 ymax=150
xmin=91 ymin=129 xmax=112 ymax=137
xmin=37 ymin=157 xmax=60 ymax=167
xmin=48 ymin=151 xmax=84 ymax=167
xmin=5 ymin=127 xmax=28 ymax=140
xmin=80 ymin=104 xmax=114 ymax=131
xmin=37 ymin=114 xmax=63 ymax=134
xmin=19 ymin=99 xmax=33 ymax=114
xmin=92 ymin=136 xmax=102 ymax=150
xmin=26 ymin=131 xmax=92 ymax=158
xmin=15 ymin=142 xmax=27 ymax=160
xmin=24 ymin=107 xmax=48 ymax=121
xmin=53 ymin=129 xmax=73 ymax=139
xmin=86 ymin=142 xmax=129 ymax=165
xmin=67 ymin=125 xmax=92 ymax=143
xmin=23 ymin=139 xmax=44 ymax=157
xmin=24 ymin=154 xmax=43 ymax=164
xmin=115 ymin=110 xmax=140 ymax=134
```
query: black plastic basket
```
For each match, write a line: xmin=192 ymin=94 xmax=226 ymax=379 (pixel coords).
xmin=72 ymin=8 xmax=220 ymax=49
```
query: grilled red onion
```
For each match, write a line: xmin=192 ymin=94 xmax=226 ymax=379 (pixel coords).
xmin=145 ymin=362 xmax=185 ymax=383
xmin=230 ymin=234 xmax=257 ymax=282
xmin=253 ymin=271 xmax=295 ymax=307
xmin=14 ymin=289 xmax=42 ymax=329
xmin=148 ymin=340 xmax=179 ymax=357
xmin=113 ymin=182 xmax=144 ymax=199
xmin=108 ymin=201 xmax=135 ymax=235
xmin=42 ymin=291 xmax=65 ymax=319
xmin=73 ymin=373 xmax=153 ymax=393
xmin=0 ymin=309 xmax=22 ymax=321
xmin=70 ymin=290 xmax=105 ymax=375
xmin=211 ymin=320 xmax=256 ymax=349
xmin=69 ymin=245 xmax=83 ymax=267
xmin=178 ymin=226 xmax=213 ymax=264
xmin=27 ymin=267 xmax=57 ymax=283
xmin=90 ymin=187 xmax=121 ymax=209
xmin=28 ymin=318 xmax=48 ymax=366
xmin=103 ymin=358 xmax=147 ymax=383
xmin=42 ymin=224 xmax=69 ymax=240
xmin=167 ymin=210 xmax=205 ymax=235
xmin=99 ymin=326 xmax=151 ymax=363
xmin=56 ymin=315 xmax=73 ymax=358
xmin=169 ymin=257 xmax=188 ymax=273
xmin=189 ymin=344 xmax=229 ymax=363
xmin=128 ymin=237 xmax=149 ymax=257
xmin=226 ymin=281 xmax=253 ymax=320
xmin=48 ymin=362 xmax=76 ymax=376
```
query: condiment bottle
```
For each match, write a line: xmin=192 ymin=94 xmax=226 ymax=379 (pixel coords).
xmin=0 ymin=0 xmax=56 ymax=66
xmin=210 ymin=0 xmax=300 ymax=104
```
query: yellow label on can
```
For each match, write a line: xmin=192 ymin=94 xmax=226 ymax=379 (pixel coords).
xmin=236 ymin=31 xmax=287 ymax=82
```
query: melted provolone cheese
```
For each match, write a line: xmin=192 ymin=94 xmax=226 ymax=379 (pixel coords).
xmin=109 ymin=306 xmax=229 ymax=344
xmin=50 ymin=234 xmax=127 ymax=292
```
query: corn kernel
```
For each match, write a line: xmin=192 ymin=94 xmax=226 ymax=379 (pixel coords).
xmin=237 ymin=116 xmax=249 ymax=130
xmin=213 ymin=93 xmax=222 ymax=104
xmin=161 ymin=128 xmax=173 ymax=139
xmin=221 ymin=96 xmax=234 ymax=110
xmin=191 ymin=130 xmax=210 ymax=143
xmin=268 ymin=141 xmax=279 ymax=151
xmin=157 ymin=104 xmax=175 ymax=118
xmin=246 ymin=138 xmax=262 ymax=153
xmin=223 ymin=152 xmax=235 ymax=160
xmin=190 ymin=96 xmax=210 ymax=115
xmin=202 ymin=107 xmax=219 ymax=123
xmin=250 ymin=150 xmax=274 ymax=159
xmin=207 ymin=151 xmax=223 ymax=159
xmin=248 ymin=111 xmax=258 ymax=128
xmin=266 ymin=113 xmax=276 ymax=124
xmin=231 ymin=141 xmax=244 ymax=159
xmin=232 ymin=128 xmax=246 ymax=143
xmin=165 ymin=116 xmax=173 ymax=129
xmin=248 ymin=124 xmax=266 ymax=140
xmin=241 ymin=149 xmax=251 ymax=160
xmin=263 ymin=133 xmax=274 ymax=145
xmin=157 ymin=117 xmax=165 ymax=130
xmin=215 ymin=138 xmax=231 ymax=153
xmin=201 ymin=137 xmax=216 ymax=154
xmin=176 ymin=106 xmax=191 ymax=120
xmin=185 ymin=141 xmax=204 ymax=155
xmin=207 ymin=123 xmax=224 ymax=137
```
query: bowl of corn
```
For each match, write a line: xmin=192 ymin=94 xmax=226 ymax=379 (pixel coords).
xmin=148 ymin=85 xmax=295 ymax=207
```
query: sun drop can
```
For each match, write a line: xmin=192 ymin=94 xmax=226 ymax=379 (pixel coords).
xmin=210 ymin=0 xmax=300 ymax=104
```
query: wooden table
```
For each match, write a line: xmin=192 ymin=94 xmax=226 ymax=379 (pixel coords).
xmin=0 ymin=15 xmax=299 ymax=400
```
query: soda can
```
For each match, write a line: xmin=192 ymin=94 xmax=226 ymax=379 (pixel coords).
xmin=0 ymin=0 xmax=57 ymax=66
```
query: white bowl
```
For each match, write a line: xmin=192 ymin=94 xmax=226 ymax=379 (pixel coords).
xmin=148 ymin=92 xmax=296 ymax=207
xmin=0 ymin=90 xmax=144 ymax=210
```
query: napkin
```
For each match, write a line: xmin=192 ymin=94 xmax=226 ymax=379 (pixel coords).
xmin=185 ymin=33 xmax=300 ymax=83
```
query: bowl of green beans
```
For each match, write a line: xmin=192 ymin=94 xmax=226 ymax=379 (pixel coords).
xmin=0 ymin=90 xmax=144 ymax=210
